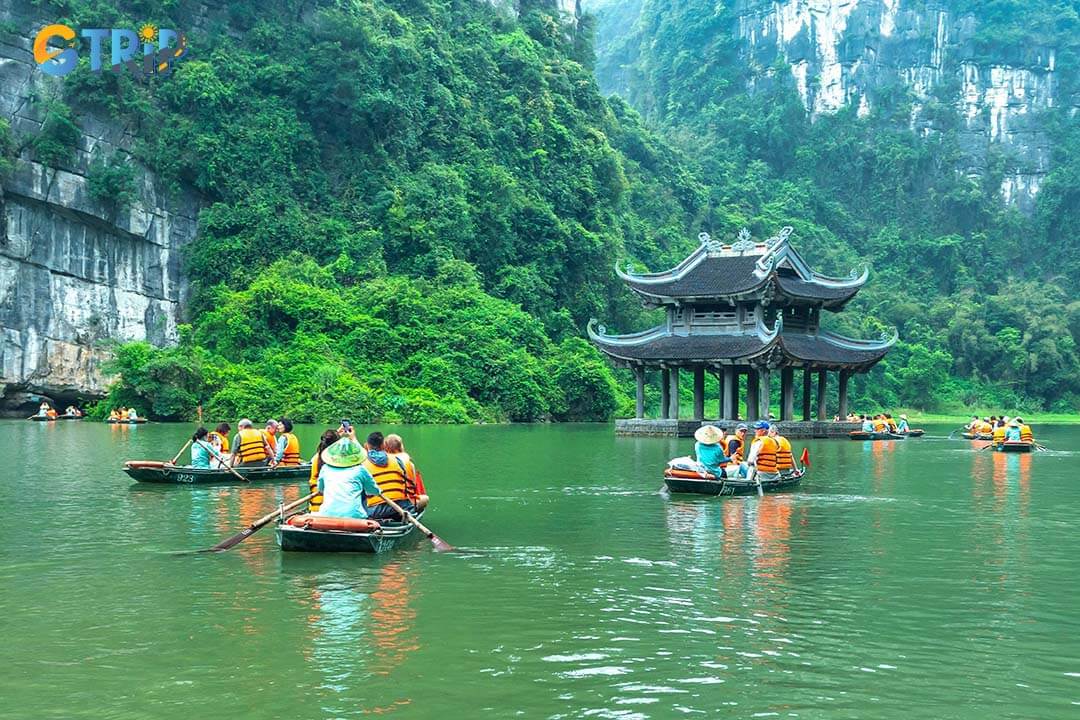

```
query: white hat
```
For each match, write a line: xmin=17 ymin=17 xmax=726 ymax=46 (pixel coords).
xmin=694 ymin=424 xmax=724 ymax=445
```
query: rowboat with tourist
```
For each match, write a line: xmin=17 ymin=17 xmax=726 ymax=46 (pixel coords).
xmin=123 ymin=460 xmax=311 ymax=484
xmin=664 ymin=421 xmax=807 ymax=497
xmin=29 ymin=402 xmax=84 ymax=421
xmin=277 ymin=510 xmax=425 ymax=553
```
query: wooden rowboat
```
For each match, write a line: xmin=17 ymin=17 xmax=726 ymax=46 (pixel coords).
xmin=996 ymin=442 xmax=1034 ymax=453
xmin=902 ymin=429 xmax=924 ymax=437
xmin=849 ymin=431 xmax=906 ymax=441
xmin=277 ymin=511 xmax=424 ymax=553
xmin=108 ymin=418 xmax=149 ymax=424
xmin=123 ymin=461 xmax=310 ymax=484
xmin=663 ymin=469 xmax=805 ymax=496
xmin=962 ymin=432 xmax=993 ymax=440
xmin=30 ymin=414 xmax=82 ymax=421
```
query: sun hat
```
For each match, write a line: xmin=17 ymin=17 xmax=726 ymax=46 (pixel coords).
xmin=321 ymin=437 xmax=368 ymax=468
xmin=900 ymin=414 xmax=907 ymax=419
xmin=753 ymin=420 xmax=771 ymax=430
xmin=736 ymin=423 xmax=748 ymax=431
xmin=694 ymin=424 xmax=724 ymax=445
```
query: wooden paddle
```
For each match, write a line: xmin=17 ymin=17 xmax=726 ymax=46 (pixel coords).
xmin=378 ymin=495 xmax=454 ymax=552
xmin=170 ymin=438 xmax=193 ymax=465
xmin=204 ymin=492 xmax=317 ymax=552
xmin=195 ymin=440 xmax=250 ymax=483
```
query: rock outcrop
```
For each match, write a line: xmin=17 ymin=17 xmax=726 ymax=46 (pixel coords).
xmin=0 ymin=3 xmax=199 ymax=413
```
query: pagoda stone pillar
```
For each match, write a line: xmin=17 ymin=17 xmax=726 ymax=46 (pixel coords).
xmin=781 ymin=367 xmax=794 ymax=421
xmin=722 ymin=367 xmax=736 ymax=420
xmin=838 ymin=370 xmax=850 ymax=420
xmin=660 ymin=368 xmax=670 ymax=419
xmin=634 ymin=366 xmax=645 ymax=419
xmin=693 ymin=367 xmax=705 ymax=420
xmin=802 ymin=367 xmax=812 ymax=421
xmin=668 ymin=367 xmax=680 ymax=419
xmin=817 ymin=371 xmax=827 ymax=420
xmin=758 ymin=368 xmax=771 ymax=420
xmin=746 ymin=369 xmax=759 ymax=422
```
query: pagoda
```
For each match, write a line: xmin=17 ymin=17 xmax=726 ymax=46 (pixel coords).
xmin=589 ymin=227 xmax=895 ymax=432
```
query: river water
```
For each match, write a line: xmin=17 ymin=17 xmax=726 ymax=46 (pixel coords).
xmin=2 ymin=420 xmax=1079 ymax=718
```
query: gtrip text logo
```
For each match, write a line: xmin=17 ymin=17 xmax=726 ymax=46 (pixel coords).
xmin=34 ymin=23 xmax=188 ymax=77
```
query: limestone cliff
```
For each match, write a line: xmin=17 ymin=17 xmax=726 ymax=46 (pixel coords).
xmin=0 ymin=3 xmax=199 ymax=413
xmin=589 ymin=0 xmax=1076 ymax=213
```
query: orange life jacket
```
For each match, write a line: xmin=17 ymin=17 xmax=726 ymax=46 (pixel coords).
xmin=389 ymin=452 xmax=422 ymax=498
xmin=208 ymin=431 xmax=230 ymax=452
xmin=978 ymin=421 xmax=993 ymax=434
xmin=364 ymin=455 xmax=409 ymax=505
xmin=235 ymin=428 xmax=269 ymax=463
xmin=726 ymin=436 xmax=744 ymax=464
xmin=775 ymin=436 xmax=794 ymax=471
xmin=279 ymin=432 xmax=301 ymax=465
xmin=872 ymin=419 xmax=886 ymax=432
xmin=1020 ymin=425 xmax=1034 ymax=443
xmin=754 ymin=436 xmax=779 ymax=474
xmin=991 ymin=426 xmax=1006 ymax=445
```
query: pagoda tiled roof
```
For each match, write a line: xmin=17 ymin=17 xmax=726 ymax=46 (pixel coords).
xmin=587 ymin=318 xmax=895 ymax=371
xmin=617 ymin=227 xmax=866 ymax=308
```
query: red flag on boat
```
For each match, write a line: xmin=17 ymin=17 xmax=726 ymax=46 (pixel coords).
xmin=800 ymin=448 xmax=810 ymax=467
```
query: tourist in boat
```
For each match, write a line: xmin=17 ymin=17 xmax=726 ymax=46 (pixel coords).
xmin=693 ymin=424 xmax=731 ymax=479
xmin=231 ymin=418 xmax=272 ymax=467
xmin=769 ymin=425 xmax=796 ymax=478
xmin=208 ymin=423 xmax=231 ymax=453
xmin=385 ymin=433 xmax=427 ymax=507
xmin=744 ymin=421 xmax=780 ymax=483
xmin=127 ymin=407 xmax=139 ymax=421
xmin=884 ymin=414 xmax=898 ymax=433
xmin=861 ymin=415 xmax=874 ymax=433
xmin=966 ymin=415 xmax=980 ymax=431
xmin=274 ymin=418 xmax=302 ymax=467
xmin=992 ymin=418 xmax=1007 ymax=446
xmin=977 ymin=417 xmax=993 ymax=435
xmin=190 ymin=427 xmax=213 ymax=469
xmin=308 ymin=429 xmax=341 ymax=513
xmin=314 ymin=430 xmax=382 ymax=519
xmin=262 ymin=419 xmax=278 ymax=457
xmin=38 ymin=401 xmax=50 ymax=417
xmin=1005 ymin=419 xmax=1022 ymax=443
xmin=108 ymin=408 xmax=121 ymax=421
xmin=362 ymin=431 xmax=415 ymax=520
xmin=1016 ymin=417 xmax=1034 ymax=443
xmin=896 ymin=414 xmax=910 ymax=433
xmin=725 ymin=423 xmax=747 ymax=464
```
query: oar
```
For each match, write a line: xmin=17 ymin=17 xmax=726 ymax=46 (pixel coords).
xmin=979 ymin=442 xmax=996 ymax=450
xmin=377 ymin=495 xmax=454 ymax=552
xmin=203 ymin=492 xmax=316 ymax=552
xmin=170 ymin=438 xmax=193 ymax=465
xmin=196 ymin=440 xmax=250 ymax=483
xmin=1034 ymin=442 xmax=1050 ymax=452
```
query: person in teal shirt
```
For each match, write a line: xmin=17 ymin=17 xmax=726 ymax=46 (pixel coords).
xmin=316 ymin=431 xmax=383 ymax=519
xmin=694 ymin=424 xmax=732 ymax=478
xmin=861 ymin=415 xmax=874 ymax=433
xmin=189 ymin=427 xmax=212 ymax=469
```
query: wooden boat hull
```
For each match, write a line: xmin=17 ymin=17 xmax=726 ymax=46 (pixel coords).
xmin=997 ymin=442 xmax=1033 ymax=453
xmin=277 ymin=512 xmax=422 ymax=553
xmin=30 ymin=414 xmax=82 ymax=421
xmin=123 ymin=463 xmax=311 ymax=484
xmin=108 ymin=418 xmax=149 ymax=424
xmin=962 ymin=432 xmax=992 ymax=440
xmin=903 ymin=429 xmax=924 ymax=437
xmin=663 ymin=471 xmax=804 ymax=496
xmin=849 ymin=431 xmax=906 ymax=441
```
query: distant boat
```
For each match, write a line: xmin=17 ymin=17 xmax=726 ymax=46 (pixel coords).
xmin=29 ymin=414 xmax=83 ymax=422
xmin=663 ymin=468 xmax=805 ymax=496
xmin=107 ymin=418 xmax=149 ymax=424
xmin=849 ymin=431 xmax=906 ymax=440
xmin=123 ymin=461 xmax=310 ymax=484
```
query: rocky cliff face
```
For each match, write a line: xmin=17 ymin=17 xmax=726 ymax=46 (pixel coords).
xmin=735 ymin=0 xmax=1064 ymax=213
xmin=0 ymin=3 xmax=199 ymax=413
xmin=590 ymin=0 xmax=1075 ymax=214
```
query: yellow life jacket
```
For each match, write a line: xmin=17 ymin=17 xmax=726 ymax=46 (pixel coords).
xmin=364 ymin=455 xmax=409 ymax=505
xmin=236 ymin=428 xmax=268 ymax=463
xmin=208 ymin=431 xmax=230 ymax=452
xmin=775 ymin=436 xmax=794 ymax=471
xmin=991 ymin=426 xmax=1006 ymax=444
xmin=978 ymin=421 xmax=993 ymax=434
xmin=1020 ymin=425 xmax=1034 ymax=443
xmin=886 ymin=420 xmax=898 ymax=432
xmin=389 ymin=452 xmax=421 ymax=498
xmin=872 ymin=419 xmax=886 ymax=432
xmin=308 ymin=453 xmax=323 ymax=512
xmin=754 ymin=436 xmax=779 ymax=474
xmin=279 ymin=432 xmax=301 ymax=465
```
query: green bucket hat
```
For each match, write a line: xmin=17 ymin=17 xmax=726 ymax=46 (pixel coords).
xmin=321 ymin=437 xmax=367 ymax=468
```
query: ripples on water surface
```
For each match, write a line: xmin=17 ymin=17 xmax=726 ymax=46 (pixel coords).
xmin=2 ymin=421 xmax=1080 ymax=718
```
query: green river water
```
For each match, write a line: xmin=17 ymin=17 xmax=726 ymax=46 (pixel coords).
xmin=3 ymin=420 xmax=1079 ymax=719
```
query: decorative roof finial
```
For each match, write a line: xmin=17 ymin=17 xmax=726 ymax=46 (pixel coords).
xmin=699 ymin=231 xmax=722 ymax=254
xmin=732 ymin=227 xmax=756 ymax=254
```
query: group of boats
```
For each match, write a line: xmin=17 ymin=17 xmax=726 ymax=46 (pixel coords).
xmin=122 ymin=459 xmax=422 ymax=554
xmin=29 ymin=413 xmax=83 ymax=422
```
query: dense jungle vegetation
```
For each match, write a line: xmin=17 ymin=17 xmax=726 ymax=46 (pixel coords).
xmin=27 ymin=0 xmax=1080 ymax=421
xmin=592 ymin=0 xmax=1080 ymax=414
